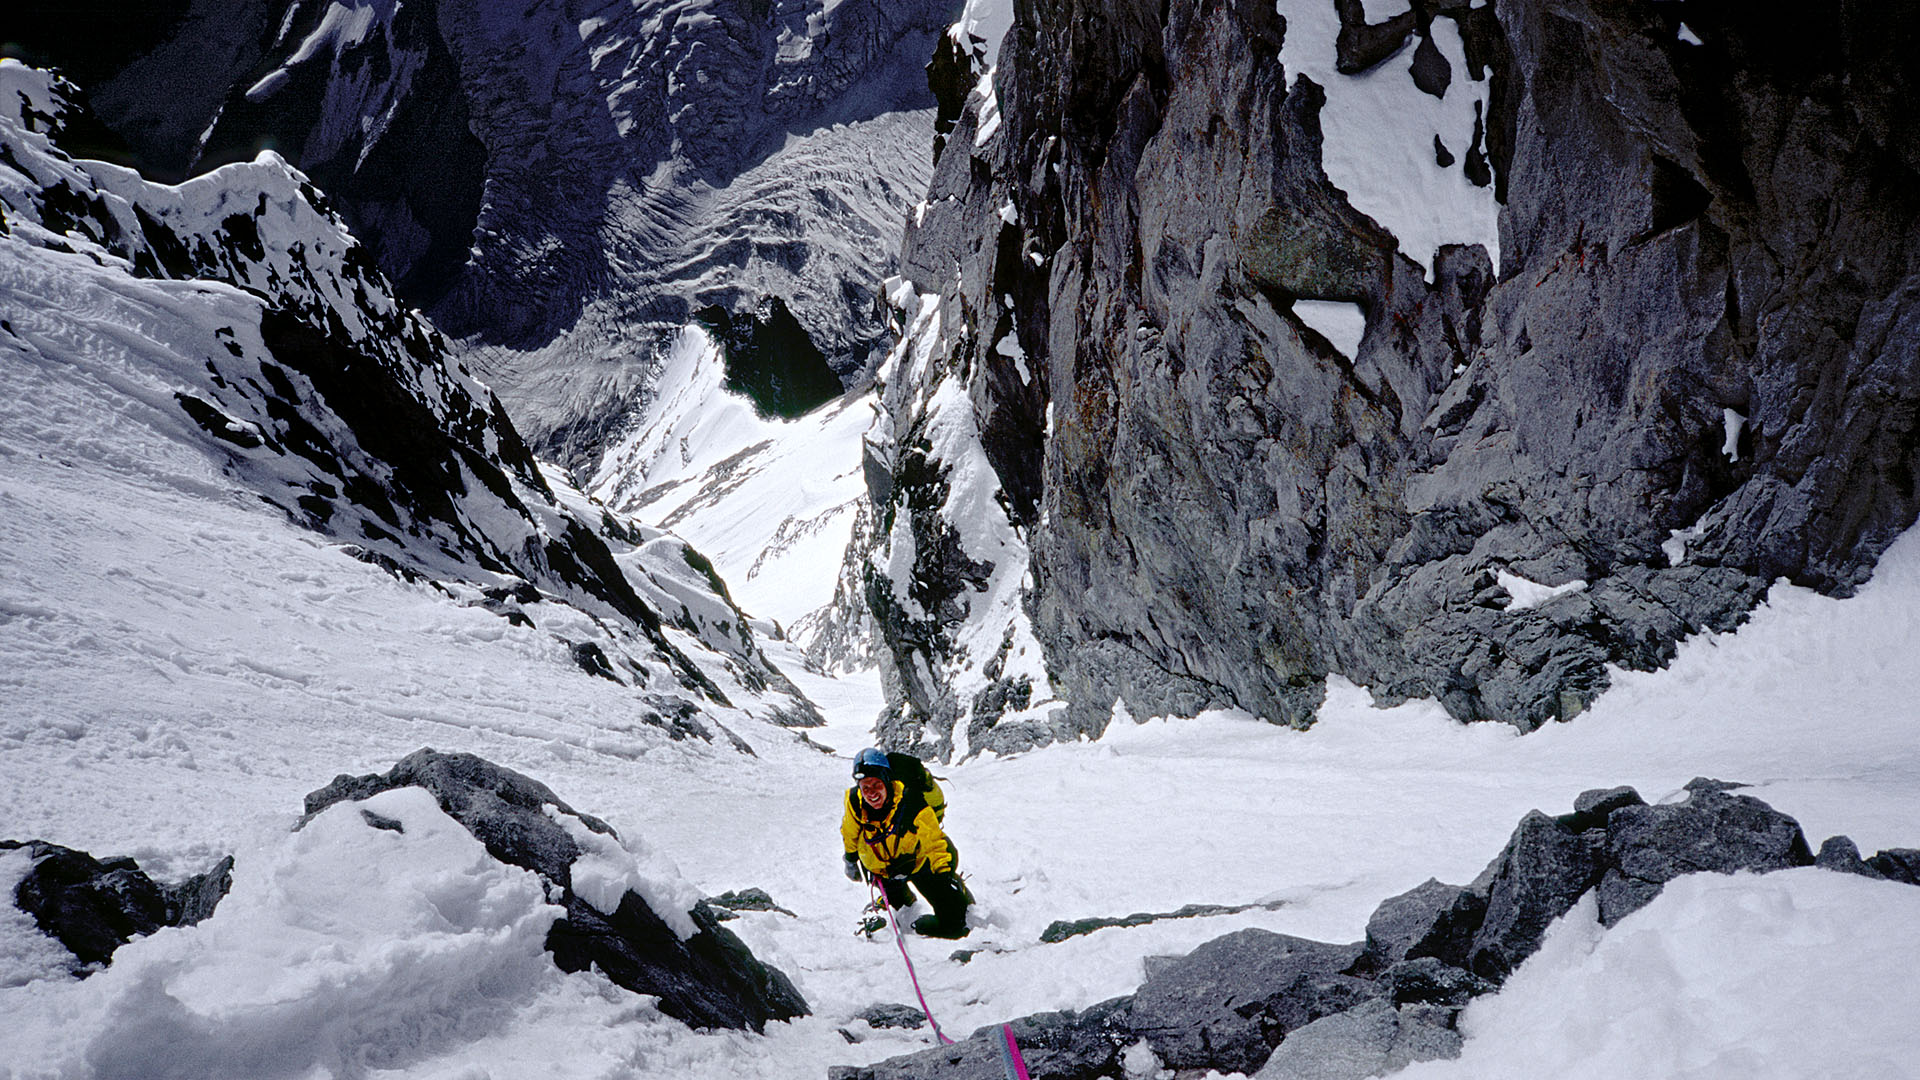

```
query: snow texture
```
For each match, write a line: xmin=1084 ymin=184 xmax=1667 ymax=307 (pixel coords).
xmin=1293 ymin=299 xmax=1368 ymax=360
xmin=587 ymin=325 xmax=870 ymax=641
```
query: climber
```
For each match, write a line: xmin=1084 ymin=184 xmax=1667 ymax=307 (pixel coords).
xmin=840 ymin=747 xmax=972 ymax=939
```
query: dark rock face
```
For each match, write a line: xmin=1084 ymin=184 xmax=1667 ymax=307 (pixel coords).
xmin=1868 ymin=848 xmax=1920 ymax=886
xmin=1595 ymin=778 xmax=1815 ymax=925
xmin=862 ymin=0 xmax=1920 ymax=745
xmin=1467 ymin=810 xmax=1608 ymax=979
xmin=1253 ymin=998 xmax=1462 ymax=1080
xmin=0 ymin=840 xmax=232 ymax=973
xmin=305 ymin=749 xmax=809 ymax=1032
xmin=1127 ymin=930 xmax=1368 ymax=1074
xmin=837 ymin=778 xmax=1917 ymax=1079
xmin=1356 ymin=878 xmax=1486 ymax=973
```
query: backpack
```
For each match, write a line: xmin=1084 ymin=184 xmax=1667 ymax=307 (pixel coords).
xmin=885 ymin=752 xmax=947 ymax=824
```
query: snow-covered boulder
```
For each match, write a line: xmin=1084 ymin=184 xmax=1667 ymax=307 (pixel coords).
xmin=0 ymin=841 xmax=231 ymax=975
xmin=304 ymin=749 xmax=809 ymax=1031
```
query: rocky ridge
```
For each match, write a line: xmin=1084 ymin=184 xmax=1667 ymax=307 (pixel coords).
xmin=1 ymin=61 xmax=819 ymax=734
xmin=831 ymin=779 xmax=1920 ymax=1078
xmin=8 ymin=0 xmax=958 ymax=468
xmin=855 ymin=0 xmax=1920 ymax=751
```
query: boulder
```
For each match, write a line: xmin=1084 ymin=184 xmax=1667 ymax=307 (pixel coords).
xmin=1356 ymin=878 xmax=1486 ymax=972
xmin=1377 ymin=958 xmax=1493 ymax=1007
xmin=1564 ymin=785 xmax=1647 ymax=831
xmin=1468 ymin=811 xmax=1606 ymax=981
xmin=1814 ymin=836 xmax=1886 ymax=879
xmin=1253 ymin=998 xmax=1463 ymax=1080
xmin=827 ymin=998 xmax=1133 ymax=1080
xmin=1595 ymin=778 xmax=1813 ymax=925
xmin=0 ymin=840 xmax=231 ymax=972
xmin=305 ymin=748 xmax=808 ymax=1031
xmin=1867 ymin=849 xmax=1920 ymax=886
xmin=1127 ymin=929 xmax=1368 ymax=1074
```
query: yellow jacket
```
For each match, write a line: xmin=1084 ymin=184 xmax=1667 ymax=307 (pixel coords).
xmin=841 ymin=779 xmax=954 ymax=877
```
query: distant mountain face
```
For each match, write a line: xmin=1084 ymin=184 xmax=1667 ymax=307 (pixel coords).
xmin=0 ymin=61 xmax=819 ymax=735
xmin=857 ymin=0 xmax=1920 ymax=755
xmin=9 ymin=0 xmax=954 ymax=466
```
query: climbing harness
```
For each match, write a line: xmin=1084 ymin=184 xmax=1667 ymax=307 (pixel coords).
xmin=869 ymin=873 xmax=954 ymax=1045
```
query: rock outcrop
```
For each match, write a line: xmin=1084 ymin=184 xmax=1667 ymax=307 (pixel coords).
xmin=831 ymin=778 xmax=1916 ymax=1079
xmin=0 ymin=841 xmax=232 ymax=974
xmin=1 ymin=62 xmax=821 ymax=732
xmin=857 ymin=0 xmax=1920 ymax=750
xmin=305 ymin=748 xmax=810 ymax=1032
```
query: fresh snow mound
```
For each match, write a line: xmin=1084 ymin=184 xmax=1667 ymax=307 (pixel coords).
xmin=1 ymin=788 xmax=563 ymax=1078
xmin=1396 ymin=871 xmax=1920 ymax=1080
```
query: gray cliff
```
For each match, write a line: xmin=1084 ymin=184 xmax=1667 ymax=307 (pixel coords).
xmin=860 ymin=0 xmax=1920 ymax=752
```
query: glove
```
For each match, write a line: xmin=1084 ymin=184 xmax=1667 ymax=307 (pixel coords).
xmin=843 ymin=853 xmax=863 ymax=882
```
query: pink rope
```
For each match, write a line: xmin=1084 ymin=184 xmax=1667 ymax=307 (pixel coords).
xmin=997 ymin=1023 xmax=1033 ymax=1080
xmin=870 ymin=876 xmax=956 ymax=1045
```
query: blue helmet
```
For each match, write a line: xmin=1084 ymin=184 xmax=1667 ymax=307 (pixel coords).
xmin=852 ymin=748 xmax=892 ymax=782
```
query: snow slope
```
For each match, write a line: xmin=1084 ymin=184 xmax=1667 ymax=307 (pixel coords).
xmin=587 ymin=325 xmax=873 ymax=644
xmin=7 ymin=264 xmax=1920 ymax=1077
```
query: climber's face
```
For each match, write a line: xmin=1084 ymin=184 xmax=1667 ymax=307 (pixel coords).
xmin=860 ymin=776 xmax=888 ymax=809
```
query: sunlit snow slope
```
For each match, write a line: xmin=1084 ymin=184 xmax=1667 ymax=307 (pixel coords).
xmin=588 ymin=325 xmax=873 ymax=648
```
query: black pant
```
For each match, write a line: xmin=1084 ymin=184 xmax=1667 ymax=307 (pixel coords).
xmin=879 ymin=852 xmax=969 ymax=933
